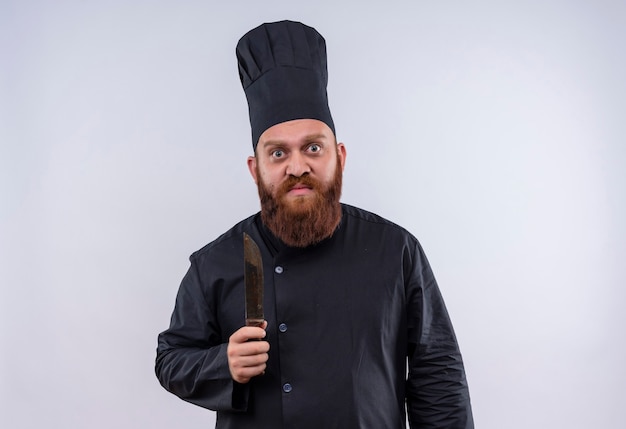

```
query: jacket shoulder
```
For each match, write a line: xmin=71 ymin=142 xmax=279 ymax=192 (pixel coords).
xmin=190 ymin=213 xmax=260 ymax=262
xmin=341 ymin=204 xmax=416 ymax=239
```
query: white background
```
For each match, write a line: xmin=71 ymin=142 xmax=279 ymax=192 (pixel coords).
xmin=1 ymin=1 xmax=625 ymax=428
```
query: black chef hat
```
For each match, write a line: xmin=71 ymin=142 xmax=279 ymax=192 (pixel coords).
xmin=236 ymin=20 xmax=335 ymax=150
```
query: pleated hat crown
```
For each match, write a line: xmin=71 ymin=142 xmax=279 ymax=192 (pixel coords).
xmin=236 ymin=20 xmax=335 ymax=149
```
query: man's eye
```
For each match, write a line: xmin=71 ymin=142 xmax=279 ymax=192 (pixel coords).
xmin=308 ymin=144 xmax=321 ymax=153
xmin=272 ymin=149 xmax=284 ymax=158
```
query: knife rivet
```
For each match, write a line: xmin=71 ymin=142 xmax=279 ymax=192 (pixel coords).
xmin=274 ymin=266 xmax=284 ymax=274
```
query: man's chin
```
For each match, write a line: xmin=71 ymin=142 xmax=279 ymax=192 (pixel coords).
xmin=281 ymin=195 xmax=317 ymax=215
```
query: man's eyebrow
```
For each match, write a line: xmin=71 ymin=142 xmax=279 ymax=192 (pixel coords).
xmin=258 ymin=139 xmax=284 ymax=150
xmin=302 ymin=133 xmax=328 ymax=142
xmin=260 ymin=133 xmax=329 ymax=148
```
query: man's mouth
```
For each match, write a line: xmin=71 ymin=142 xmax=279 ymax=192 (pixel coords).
xmin=287 ymin=183 xmax=313 ymax=196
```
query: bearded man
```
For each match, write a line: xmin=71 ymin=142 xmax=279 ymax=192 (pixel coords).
xmin=156 ymin=20 xmax=473 ymax=429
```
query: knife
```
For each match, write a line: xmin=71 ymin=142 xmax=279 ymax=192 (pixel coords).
xmin=243 ymin=232 xmax=264 ymax=327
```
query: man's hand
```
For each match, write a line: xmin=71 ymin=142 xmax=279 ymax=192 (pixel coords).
xmin=227 ymin=321 xmax=270 ymax=384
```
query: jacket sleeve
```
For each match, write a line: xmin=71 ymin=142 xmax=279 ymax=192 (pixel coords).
xmin=405 ymin=242 xmax=474 ymax=428
xmin=155 ymin=256 xmax=249 ymax=412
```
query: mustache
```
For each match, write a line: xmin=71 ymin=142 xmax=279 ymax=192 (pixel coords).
xmin=277 ymin=174 xmax=322 ymax=195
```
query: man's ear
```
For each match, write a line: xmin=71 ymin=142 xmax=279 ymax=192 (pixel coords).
xmin=247 ymin=156 xmax=258 ymax=184
xmin=337 ymin=142 xmax=347 ymax=171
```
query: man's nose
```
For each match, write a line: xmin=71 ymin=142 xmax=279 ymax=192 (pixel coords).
xmin=285 ymin=153 xmax=311 ymax=177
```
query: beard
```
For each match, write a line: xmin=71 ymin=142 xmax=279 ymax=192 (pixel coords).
xmin=257 ymin=157 xmax=343 ymax=248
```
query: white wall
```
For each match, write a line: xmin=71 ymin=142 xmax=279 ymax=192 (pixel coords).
xmin=1 ymin=1 xmax=624 ymax=428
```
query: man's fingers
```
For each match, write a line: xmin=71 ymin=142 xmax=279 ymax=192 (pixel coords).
xmin=229 ymin=325 xmax=267 ymax=344
xmin=231 ymin=363 xmax=267 ymax=384
xmin=232 ymin=352 xmax=269 ymax=367
xmin=227 ymin=324 xmax=270 ymax=384
xmin=228 ymin=344 xmax=269 ymax=363
xmin=228 ymin=339 xmax=270 ymax=357
xmin=228 ymin=352 xmax=269 ymax=384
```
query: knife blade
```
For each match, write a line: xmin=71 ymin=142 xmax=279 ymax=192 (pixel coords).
xmin=243 ymin=232 xmax=264 ymax=327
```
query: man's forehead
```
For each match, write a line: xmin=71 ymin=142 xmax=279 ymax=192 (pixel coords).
xmin=258 ymin=119 xmax=334 ymax=147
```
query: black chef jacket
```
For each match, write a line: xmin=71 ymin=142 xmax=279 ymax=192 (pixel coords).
xmin=156 ymin=204 xmax=473 ymax=428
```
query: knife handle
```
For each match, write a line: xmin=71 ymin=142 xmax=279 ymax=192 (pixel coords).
xmin=245 ymin=318 xmax=265 ymax=328
xmin=245 ymin=319 xmax=265 ymax=341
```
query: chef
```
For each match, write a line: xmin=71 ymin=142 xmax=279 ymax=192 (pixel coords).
xmin=156 ymin=20 xmax=473 ymax=428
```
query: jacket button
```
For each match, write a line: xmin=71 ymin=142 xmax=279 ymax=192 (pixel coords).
xmin=274 ymin=266 xmax=284 ymax=274
xmin=279 ymin=323 xmax=288 ymax=333
xmin=283 ymin=383 xmax=292 ymax=393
